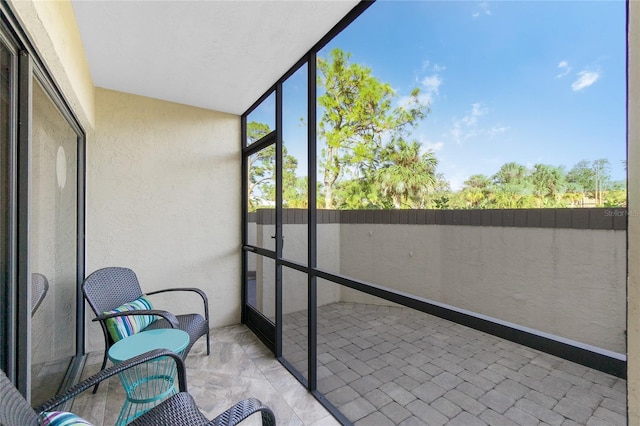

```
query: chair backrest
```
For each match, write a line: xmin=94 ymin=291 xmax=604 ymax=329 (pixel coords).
xmin=31 ymin=272 xmax=49 ymax=316
xmin=82 ymin=267 xmax=145 ymax=317
xmin=0 ymin=370 xmax=39 ymax=426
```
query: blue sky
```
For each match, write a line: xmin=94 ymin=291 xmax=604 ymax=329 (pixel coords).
xmin=251 ymin=0 xmax=627 ymax=190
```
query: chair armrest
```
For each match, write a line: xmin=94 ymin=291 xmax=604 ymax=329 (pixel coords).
xmin=93 ymin=309 xmax=179 ymax=329
xmin=209 ymin=398 xmax=276 ymax=426
xmin=146 ymin=287 xmax=209 ymax=320
xmin=34 ymin=349 xmax=187 ymax=413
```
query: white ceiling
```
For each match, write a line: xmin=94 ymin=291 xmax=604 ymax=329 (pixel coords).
xmin=71 ymin=0 xmax=360 ymax=115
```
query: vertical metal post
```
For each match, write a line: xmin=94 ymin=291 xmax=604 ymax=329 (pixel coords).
xmin=16 ymin=50 xmax=31 ymax=399
xmin=307 ymin=52 xmax=318 ymax=391
xmin=275 ymin=83 xmax=283 ymax=358
xmin=241 ymin=115 xmax=248 ymax=324
xmin=1 ymin=30 xmax=19 ymax=383
xmin=76 ymin=133 xmax=86 ymax=357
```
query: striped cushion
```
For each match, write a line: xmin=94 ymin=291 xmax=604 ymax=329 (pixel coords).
xmin=40 ymin=411 xmax=94 ymax=425
xmin=103 ymin=295 xmax=156 ymax=342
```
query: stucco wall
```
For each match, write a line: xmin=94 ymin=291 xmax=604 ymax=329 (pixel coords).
xmin=252 ymin=217 xmax=625 ymax=353
xmin=628 ymin=0 xmax=639 ymax=422
xmin=85 ymin=88 xmax=240 ymax=351
xmin=255 ymin=222 xmax=342 ymax=319
xmin=338 ymin=224 xmax=626 ymax=353
xmin=9 ymin=0 xmax=95 ymax=130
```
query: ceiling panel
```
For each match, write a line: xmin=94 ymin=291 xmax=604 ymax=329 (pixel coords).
xmin=72 ymin=0 xmax=360 ymax=114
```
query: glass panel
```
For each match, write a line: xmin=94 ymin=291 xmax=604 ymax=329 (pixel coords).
xmin=316 ymin=280 xmax=625 ymax=425
xmin=282 ymin=63 xmax=308 ymax=263
xmin=316 ymin=1 xmax=625 ymax=211
xmin=317 ymin=280 xmax=411 ymax=420
xmin=282 ymin=267 xmax=308 ymax=380
xmin=246 ymin=251 xmax=275 ymax=322
xmin=30 ymin=78 xmax=77 ymax=406
xmin=246 ymin=92 xmax=275 ymax=146
xmin=314 ymin=0 xmax=626 ymax=354
xmin=0 ymin=39 xmax=12 ymax=372
xmin=247 ymin=147 xmax=275 ymax=250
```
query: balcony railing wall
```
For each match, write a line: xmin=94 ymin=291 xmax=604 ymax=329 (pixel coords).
xmin=248 ymin=208 xmax=627 ymax=354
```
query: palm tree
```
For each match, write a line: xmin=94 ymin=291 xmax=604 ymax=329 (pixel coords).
xmin=375 ymin=140 xmax=438 ymax=208
xmin=461 ymin=174 xmax=492 ymax=208
xmin=531 ymin=164 xmax=567 ymax=206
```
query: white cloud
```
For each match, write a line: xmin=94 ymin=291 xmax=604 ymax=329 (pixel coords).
xmin=463 ymin=103 xmax=487 ymax=126
xmin=571 ymin=70 xmax=600 ymax=91
xmin=421 ymin=75 xmax=442 ymax=96
xmin=473 ymin=2 xmax=492 ymax=18
xmin=425 ymin=141 xmax=444 ymax=152
xmin=398 ymin=72 xmax=443 ymax=109
xmin=421 ymin=61 xmax=446 ymax=74
xmin=397 ymin=92 xmax=433 ymax=109
xmin=416 ymin=134 xmax=445 ymax=154
xmin=556 ymin=60 xmax=571 ymax=78
xmin=447 ymin=169 xmax=470 ymax=191
xmin=450 ymin=103 xmax=487 ymax=144
xmin=488 ymin=125 xmax=509 ymax=138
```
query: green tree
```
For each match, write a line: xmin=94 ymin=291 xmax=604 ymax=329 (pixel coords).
xmin=333 ymin=178 xmax=379 ymax=209
xmin=603 ymin=180 xmax=626 ymax=207
xmin=317 ymin=48 xmax=429 ymax=208
xmin=247 ymin=122 xmax=273 ymax=211
xmin=283 ymin=176 xmax=308 ymax=208
xmin=567 ymin=159 xmax=611 ymax=205
xmin=567 ymin=160 xmax=592 ymax=194
xmin=592 ymin=159 xmax=611 ymax=205
xmin=375 ymin=140 xmax=438 ymax=208
xmin=461 ymin=174 xmax=492 ymax=208
xmin=491 ymin=162 xmax=532 ymax=208
xmin=430 ymin=173 xmax=453 ymax=209
xmin=247 ymin=121 xmax=300 ymax=211
xmin=530 ymin=164 xmax=567 ymax=206
xmin=492 ymin=162 xmax=530 ymax=188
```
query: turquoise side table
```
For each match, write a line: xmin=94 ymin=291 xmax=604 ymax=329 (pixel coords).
xmin=107 ymin=328 xmax=189 ymax=426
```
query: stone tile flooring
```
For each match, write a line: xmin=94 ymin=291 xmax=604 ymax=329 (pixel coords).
xmin=72 ymin=325 xmax=338 ymax=426
xmin=283 ymin=303 xmax=627 ymax=425
xmin=71 ymin=302 xmax=627 ymax=425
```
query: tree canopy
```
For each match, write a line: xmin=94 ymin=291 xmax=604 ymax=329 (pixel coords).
xmin=317 ymin=48 xmax=433 ymax=209
xmin=247 ymin=49 xmax=626 ymax=211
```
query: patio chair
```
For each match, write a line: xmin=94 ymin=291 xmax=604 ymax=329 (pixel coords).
xmin=82 ymin=266 xmax=210 ymax=392
xmin=31 ymin=273 xmax=49 ymax=316
xmin=0 ymin=349 xmax=276 ymax=426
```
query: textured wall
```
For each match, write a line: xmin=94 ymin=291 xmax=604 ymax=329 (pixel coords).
xmin=9 ymin=0 xmax=95 ymax=130
xmin=339 ymin=224 xmax=626 ymax=353
xmin=85 ymin=88 xmax=240 ymax=351
xmin=255 ymin=223 xmax=342 ymax=319
xmin=251 ymin=219 xmax=626 ymax=353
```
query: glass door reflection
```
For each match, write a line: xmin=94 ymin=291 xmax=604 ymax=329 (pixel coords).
xmin=30 ymin=78 xmax=78 ymax=406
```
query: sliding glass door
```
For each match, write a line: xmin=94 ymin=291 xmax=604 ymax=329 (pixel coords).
xmin=29 ymin=78 xmax=80 ymax=406
xmin=0 ymin=8 xmax=86 ymax=404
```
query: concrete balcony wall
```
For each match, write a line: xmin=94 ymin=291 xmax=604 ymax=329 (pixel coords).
xmin=253 ymin=208 xmax=626 ymax=354
xmin=253 ymin=221 xmax=342 ymax=319
xmin=339 ymin=224 xmax=625 ymax=354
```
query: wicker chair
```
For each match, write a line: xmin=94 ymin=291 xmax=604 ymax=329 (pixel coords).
xmin=31 ymin=272 xmax=49 ymax=316
xmin=82 ymin=267 xmax=210 ymax=392
xmin=0 ymin=349 xmax=276 ymax=426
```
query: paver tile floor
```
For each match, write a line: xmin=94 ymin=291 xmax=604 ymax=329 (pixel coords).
xmin=71 ymin=302 xmax=627 ymax=425
xmin=283 ymin=303 xmax=627 ymax=425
